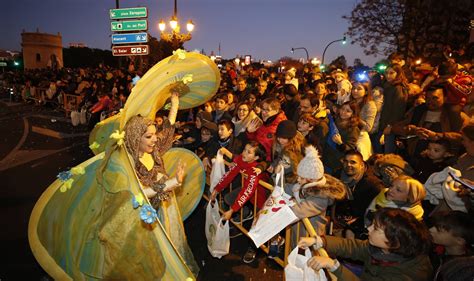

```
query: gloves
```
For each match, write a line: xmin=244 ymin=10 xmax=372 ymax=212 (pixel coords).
xmin=297 ymin=235 xmax=324 ymax=250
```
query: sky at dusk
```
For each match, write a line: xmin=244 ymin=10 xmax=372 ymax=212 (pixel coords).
xmin=2 ymin=0 xmax=382 ymax=66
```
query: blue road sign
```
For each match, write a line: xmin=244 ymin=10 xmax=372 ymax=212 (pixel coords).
xmin=111 ymin=32 xmax=148 ymax=44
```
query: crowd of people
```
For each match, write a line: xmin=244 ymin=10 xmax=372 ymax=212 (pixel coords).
xmin=170 ymin=53 xmax=473 ymax=280
xmin=4 ymin=51 xmax=474 ymax=280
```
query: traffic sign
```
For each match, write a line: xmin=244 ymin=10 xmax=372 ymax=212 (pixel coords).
xmin=111 ymin=32 xmax=148 ymax=44
xmin=111 ymin=20 xmax=147 ymax=31
xmin=109 ymin=7 xmax=147 ymax=20
xmin=112 ymin=45 xmax=149 ymax=56
xmin=0 ymin=62 xmax=7 ymax=67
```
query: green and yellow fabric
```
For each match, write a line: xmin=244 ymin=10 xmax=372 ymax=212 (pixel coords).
xmin=29 ymin=50 xmax=219 ymax=280
xmin=89 ymin=50 xmax=220 ymax=155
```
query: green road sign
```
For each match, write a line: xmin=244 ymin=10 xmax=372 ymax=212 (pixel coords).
xmin=0 ymin=62 xmax=7 ymax=67
xmin=111 ymin=20 xmax=147 ymax=31
xmin=109 ymin=7 xmax=147 ymax=20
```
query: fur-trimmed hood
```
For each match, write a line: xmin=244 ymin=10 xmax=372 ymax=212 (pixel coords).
xmin=300 ymin=173 xmax=346 ymax=200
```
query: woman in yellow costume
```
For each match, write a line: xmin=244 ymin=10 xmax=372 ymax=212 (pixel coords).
xmin=123 ymin=91 xmax=199 ymax=275
xmin=28 ymin=50 xmax=220 ymax=280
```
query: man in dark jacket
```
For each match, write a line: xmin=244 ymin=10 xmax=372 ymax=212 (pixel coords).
xmin=335 ymin=150 xmax=385 ymax=239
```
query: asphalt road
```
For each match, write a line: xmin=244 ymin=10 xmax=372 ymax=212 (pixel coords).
xmin=0 ymin=98 xmax=283 ymax=280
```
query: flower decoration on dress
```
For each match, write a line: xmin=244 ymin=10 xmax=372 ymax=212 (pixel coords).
xmin=70 ymin=166 xmax=85 ymax=176
xmin=110 ymin=130 xmax=125 ymax=146
xmin=172 ymin=49 xmax=186 ymax=60
xmin=89 ymin=142 xmax=100 ymax=150
xmin=182 ymin=74 xmax=193 ymax=85
xmin=57 ymin=171 xmax=72 ymax=182
xmin=140 ymin=204 xmax=157 ymax=224
xmin=57 ymin=170 xmax=74 ymax=193
xmin=132 ymin=193 xmax=145 ymax=209
xmin=60 ymin=179 xmax=74 ymax=192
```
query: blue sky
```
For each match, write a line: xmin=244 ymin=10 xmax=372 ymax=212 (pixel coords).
xmin=1 ymin=0 xmax=382 ymax=66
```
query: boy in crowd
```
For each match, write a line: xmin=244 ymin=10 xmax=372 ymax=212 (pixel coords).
xmin=429 ymin=211 xmax=473 ymax=280
xmin=413 ymin=138 xmax=452 ymax=183
xmin=209 ymin=141 xmax=268 ymax=263
xmin=211 ymin=93 xmax=232 ymax=123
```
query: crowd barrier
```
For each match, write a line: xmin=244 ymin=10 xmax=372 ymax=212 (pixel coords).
xmin=203 ymin=162 xmax=333 ymax=279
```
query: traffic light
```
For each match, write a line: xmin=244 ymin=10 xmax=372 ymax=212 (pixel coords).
xmin=377 ymin=64 xmax=387 ymax=71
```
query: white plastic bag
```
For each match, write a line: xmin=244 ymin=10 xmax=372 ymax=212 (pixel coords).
xmin=205 ymin=202 xmax=230 ymax=258
xmin=79 ymin=107 xmax=88 ymax=125
xmin=71 ymin=110 xmax=80 ymax=126
xmin=209 ymin=152 xmax=226 ymax=193
xmin=100 ymin=111 xmax=108 ymax=121
xmin=357 ymin=131 xmax=373 ymax=161
xmin=285 ymin=247 xmax=327 ymax=281
xmin=248 ymin=168 xmax=298 ymax=247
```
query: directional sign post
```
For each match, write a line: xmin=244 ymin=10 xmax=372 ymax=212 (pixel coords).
xmin=111 ymin=20 xmax=147 ymax=32
xmin=111 ymin=32 xmax=148 ymax=44
xmin=112 ymin=45 xmax=149 ymax=56
xmin=110 ymin=7 xmax=147 ymax=20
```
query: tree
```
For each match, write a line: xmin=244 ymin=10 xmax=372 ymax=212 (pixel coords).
xmin=63 ymin=47 xmax=116 ymax=68
xmin=276 ymin=56 xmax=304 ymax=72
xmin=343 ymin=0 xmax=473 ymax=62
xmin=353 ymin=58 xmax=365 ymax=68
xmin=329 ymin=55 xmax=347 ymax=70
xmin=147 ymin=35 xmax=175 ymax=66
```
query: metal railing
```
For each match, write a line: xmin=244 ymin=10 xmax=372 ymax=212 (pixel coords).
xmin=203 ymin=164 xmax=331 ymax=269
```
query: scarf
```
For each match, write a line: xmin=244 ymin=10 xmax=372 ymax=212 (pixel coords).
xmin=368 ymin=245 xmax=408 ymax=266
xmin=232 ymin=110 xmax=260 ymax=136
xmin=371 ymin=189 xmax=424 ymax=221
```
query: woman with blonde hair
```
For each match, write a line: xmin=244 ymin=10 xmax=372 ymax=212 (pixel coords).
xmin=365 ymin=175 xmax=426 ymax=226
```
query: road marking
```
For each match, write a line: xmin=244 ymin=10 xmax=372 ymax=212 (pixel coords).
xmin=31 ymin=126 xmax=89 ymax=139
xmin=0 ymin=117 xmax=28 ymax=162
xmin=0 ymin=140 xmax=88 ymax=171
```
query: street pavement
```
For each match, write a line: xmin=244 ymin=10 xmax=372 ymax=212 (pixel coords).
xmin=0 ymin=97 xmax=283 ymax=280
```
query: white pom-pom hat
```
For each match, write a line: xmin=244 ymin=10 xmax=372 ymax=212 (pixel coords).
xmin=297 ymin=145 xmax=326 ymax=185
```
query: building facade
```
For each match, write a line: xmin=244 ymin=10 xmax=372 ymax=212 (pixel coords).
xmin=21 ymin=29 xmax=63 ymax=70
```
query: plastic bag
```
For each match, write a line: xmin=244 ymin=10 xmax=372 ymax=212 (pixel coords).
xmin=357 ymin=131 xmax=373 ymax=161
xmin=71 ymin=110 xmax=80 ymax=126
xmin=209 ymin=153 xmax=226 ymax=193
xmin=248 ymin=168 xmax=298 ymax=247
xmin=285 ymin=247 xmax=327 ymax=281
xmin=205 ymin=202 xmax=229 ymax=258
xmin=79 ymin=107 xmax=88 ymax=125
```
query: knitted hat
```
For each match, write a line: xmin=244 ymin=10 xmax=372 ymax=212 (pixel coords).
xmin=276 ymin=120 xmax=297 ymax=139
xmin=373 ymin=154 xmax=414 ymax=175
xmin=297 ymin=145 xmax=326 ymax=183
xmin=201 ymin=120 xmax=217 ymax=135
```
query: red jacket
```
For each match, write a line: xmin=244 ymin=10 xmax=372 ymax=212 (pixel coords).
xmin=214 ymin=155 xmax=268 ymax=212
xmin=246 ymin=111 xmax=287 ymax=161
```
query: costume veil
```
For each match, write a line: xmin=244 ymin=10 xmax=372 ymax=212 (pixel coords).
xmin=28 ymin=50 xmax=220 ymax=280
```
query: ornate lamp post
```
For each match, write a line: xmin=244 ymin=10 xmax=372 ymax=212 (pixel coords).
xmin=158 ymin=0 xmax=194 ymax=50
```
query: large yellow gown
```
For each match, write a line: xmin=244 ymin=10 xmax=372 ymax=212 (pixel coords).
xmin=28 ymin=50 xmax=220 ymax=280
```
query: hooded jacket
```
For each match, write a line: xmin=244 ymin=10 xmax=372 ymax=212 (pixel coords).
xmin=290 ymin=174 xmax=346 ymax=235
xmin=213 ymin=155 xmax=267 ymax=212
xmin=246 ymin=111 xmax=287 ymax=161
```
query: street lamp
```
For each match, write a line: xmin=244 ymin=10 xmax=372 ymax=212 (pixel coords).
xmin=291 ymin=47 xmax=309 ymax=63
xmin=321 ymin=36 xmax=346 ymax=66
xmin=158 ymin=0 xmax=195 ymax=50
